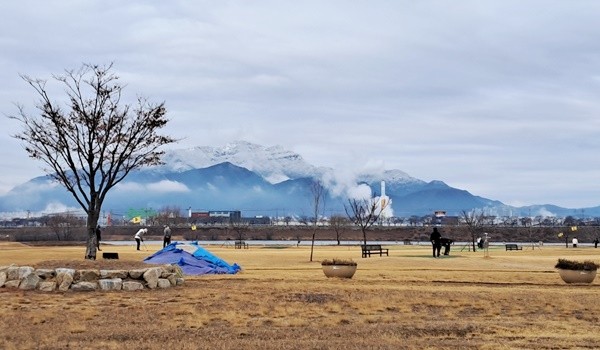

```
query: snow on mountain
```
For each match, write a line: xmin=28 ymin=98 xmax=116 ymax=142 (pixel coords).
xmin=358 ymin=169 xmax=425 ymax=186
xmin=2 ymin=139 xmax=599 ymax=217
xmin=156 ymin=141 xmax=326 ymax=184
xmin=157 ymin=141 xmax=424 ymax=192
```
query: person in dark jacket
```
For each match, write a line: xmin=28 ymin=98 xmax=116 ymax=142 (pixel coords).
xmin=163 ymin=225 xmax=172 ymax=248
xmin=95 ymin=225 xmax=102 ymax=251
xmin=430 ymin=227 xmax=442 ymax=258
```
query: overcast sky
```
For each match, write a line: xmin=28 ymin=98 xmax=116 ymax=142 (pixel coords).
xmin=2 ymin=1 xmax=600 ymax=209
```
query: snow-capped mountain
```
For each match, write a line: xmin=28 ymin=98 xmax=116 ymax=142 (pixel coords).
xmin=0 ymin=141 xmax=598 ymax=218
xmin=154 ymin=141 xmax=326 ymax=184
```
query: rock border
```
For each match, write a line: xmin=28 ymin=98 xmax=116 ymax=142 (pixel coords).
xmin=0 ymin=264 xmax=185 ymax=292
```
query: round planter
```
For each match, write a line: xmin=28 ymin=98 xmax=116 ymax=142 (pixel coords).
xmin=322 ymin=264 xmax=357 ymax=278
xmin=558 ymin=269 xmax=597 ymax=284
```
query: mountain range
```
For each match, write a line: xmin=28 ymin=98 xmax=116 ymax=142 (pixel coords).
xmin=0 ymin=141 xmax=598 ymax=219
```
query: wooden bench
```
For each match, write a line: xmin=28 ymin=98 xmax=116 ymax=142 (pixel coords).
xmin=361 ymin=244 xmax=389 ymax=258
xmin=102 ymin=252 xmax=119 ymax=259
xmin=235 ymin=240 xmax=249 ymax=249
xmin=505 ymin=244 xmax=522 ymax=251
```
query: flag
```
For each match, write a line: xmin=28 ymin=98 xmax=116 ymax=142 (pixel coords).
xmin=130 ymin=216 xmax=141 ymax=224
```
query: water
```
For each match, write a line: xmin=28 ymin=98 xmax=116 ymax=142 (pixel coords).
xmin=103 ymin=240 xmax=586 ymax=247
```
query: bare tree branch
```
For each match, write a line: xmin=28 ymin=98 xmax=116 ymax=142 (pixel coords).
xmin=10 ymin=63 xmax=177 ymax=260
xmin=345 ymin=197 xmax=387 ymax=246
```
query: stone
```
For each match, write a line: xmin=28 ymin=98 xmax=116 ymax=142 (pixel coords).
xmin=143 ymin=267 xmax=162 ymax=289
xmin=18 ymin=266 xmax=34 ymax=279
xmin=122 ymin=281 xmax=145 ymax=291
xmin=56 ymin=269 xmax=75 ymax=292
xmin=129 ymin=269 xmax=148 ymax=279
xmin=157 ymin=278 xmax=171 ymax=289
xmin=6 ymin=266 xmax=19 ymax=280
xmin=171 ymin=265 xmax=184 ymax=278
xmin=4 ymin=280 xmax=20 ymax=288
xmin=58 ymin=274 xmax=74 ymax=291
xmin=19 ymin=273 xmax=40 ymax=290
xmin=166 ymin=273 xmax=177 ymax=286
xmin=55 ymin=268 xmax=76 ymax=277
xmin=98 ymin=278 xmax=123 ymax=291
xmin=35 ymin=269 xmax=56 ymax=280
xmin=77 ymin=269 xmax=100 ymax=282
xmin=38 ymin=281 xmax=56 ymax=292
xmin=0 ymin=265 xmax=184 ymax=293
xmin=70 ymin=282 xmax=97 ymax=291
xmin=100 ymin=269 xmax=129 ymax=279
xmin=161 ymin=267 xmax=176 ymax=278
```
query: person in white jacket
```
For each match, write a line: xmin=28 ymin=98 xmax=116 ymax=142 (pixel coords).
xmin=134 ymin=228 xmax=147 ymax=251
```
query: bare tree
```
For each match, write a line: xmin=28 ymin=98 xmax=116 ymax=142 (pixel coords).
xmin=309 ymin=180 xmax=326 ymax=262
xmin=345 ymin=198 xmax=387 ymax=246
xmin=11 ymin=63 xmax=176 ymax=260
xmin=520 ymin=217 xmax=532 ymax=227
xmin=297 ymin=215 xmax=310 ymax=226
xmin=461 ymin=209 xmax=485 ymax=251
xmin=46 ymin=213 xmax=84 ymax=241
xmin=230 ymin=218 xmax=250 ymax=241
xmin=154 ymin=206 xmax=182 ymax=226
xmin=329 ymin=214 xmax=350 ymax=245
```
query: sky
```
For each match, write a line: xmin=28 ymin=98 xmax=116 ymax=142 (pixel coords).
xmin=1 ymin=1 xmax=600 ymax=209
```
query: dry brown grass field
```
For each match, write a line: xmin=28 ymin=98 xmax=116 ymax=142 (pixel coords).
xmin=1 ymin=241 xmax=600 ymax=349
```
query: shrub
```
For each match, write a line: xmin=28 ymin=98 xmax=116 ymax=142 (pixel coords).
xmin=321 ymin=258 xmax=357 ymax=266
xmin=555 ymin=258 xmax=599 ymax=271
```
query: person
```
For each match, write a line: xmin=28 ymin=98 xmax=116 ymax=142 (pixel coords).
xmin=95 ymin=225 xmax=102 ymax=251
xmin=594 ymin=238 xmax=599 ymax=249
xmin=476 ymin=237 xmax=483 ymax=250
xmin=441 ymin=237 xmax=454 ymax=256
xmin=430 ymin=227 xmax=442 ymax=258
xmin=572 ymin=237 xmax=578 ymax=248
xmin=134 ymin=228 xmax=147 ymax=251
xmin=163 ymin=225 xmax=172 ymax=248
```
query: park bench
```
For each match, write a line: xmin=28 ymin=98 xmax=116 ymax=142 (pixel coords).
xmin=235 ymin=240 xmax=249 ymax=249
xmin=361 ymin=244 xmax=389 ymax=258
xmin=505 ymin=244 xmax=522 ymax=251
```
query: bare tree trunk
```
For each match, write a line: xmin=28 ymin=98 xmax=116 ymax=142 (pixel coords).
xmin=309 ymin=180 xmax=325 ymax=262
xmin=310 ymin=230 xmax=316 ymax=262
xmin=85 ymin=209 xmax=100 ymax=260
xmin=85 ymin=227 xmax=97 ymax=260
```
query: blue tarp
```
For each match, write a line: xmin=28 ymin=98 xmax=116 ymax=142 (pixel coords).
xmin=143 ymin=242 xmax=241 ymax=275
xmin=190 ymin=241 xmax=241 ymax=273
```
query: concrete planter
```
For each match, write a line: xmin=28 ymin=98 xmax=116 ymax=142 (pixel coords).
xmin=322 ymin=264 xmax=357 ymax=279
xmin=558 ymin=269 xmax=597 ymax=284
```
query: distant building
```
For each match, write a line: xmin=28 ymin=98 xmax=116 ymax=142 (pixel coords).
xmin=190 ymin=210 xmax=242 ymax=224
xmin=374 ymin=181 xmax=394 ymax=218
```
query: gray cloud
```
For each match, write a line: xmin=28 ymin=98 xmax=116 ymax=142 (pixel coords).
xmin=2 ymin=1 xmax=600 ymax=209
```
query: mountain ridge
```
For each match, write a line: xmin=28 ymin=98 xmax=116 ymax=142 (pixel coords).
xmin=0 ymin=141 xmax=598 ymax=218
